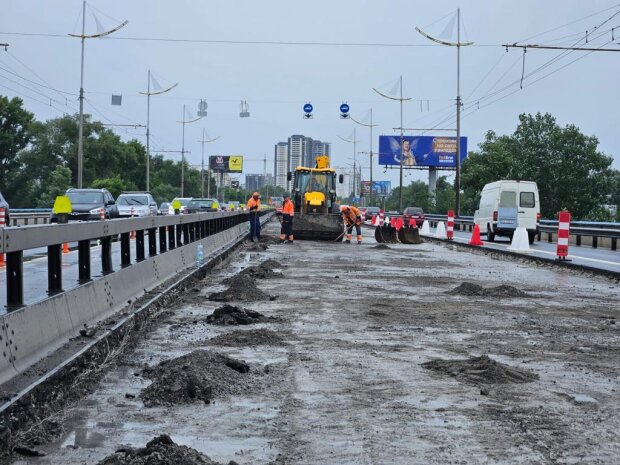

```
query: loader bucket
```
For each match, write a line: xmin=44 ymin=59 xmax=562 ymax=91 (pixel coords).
xmin=398 ymin=227 xmax=423 ymax=244
xmin=375 ymin=226 xmax=386 ymax=243
xmin=293 ymin=213 xmax=344 ymax=241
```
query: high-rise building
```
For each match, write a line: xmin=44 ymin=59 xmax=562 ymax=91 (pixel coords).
xmin=245 ymin=174 xmax=263 ymax=193
xmin=274 ymin=142 xmax=288 ymax=189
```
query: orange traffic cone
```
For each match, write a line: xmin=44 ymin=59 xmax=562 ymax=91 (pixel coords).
xmin=468 ymin=225 xmax=484 ymax=246
xmin=63 ymin=242 xmax=69 ymax=254
xmin=0 ymin=253 xmax=4 ymax=267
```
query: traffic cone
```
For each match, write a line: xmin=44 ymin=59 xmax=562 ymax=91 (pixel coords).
xmin=468 ymin=224 xmax=484 ymax=246
xmin=435 ymin=221 xmax=447 ymax=239
xmin=63 ymin=242 xmax=69 ymax=254
xmin=395 ymin=217 xmax=403 ymax=231
xmin=408 ymin=218 xmax=417 ymax=228
xmin=420 ymin=220 xmax=430 ymax=235
xmin=371 ymin=214 xmax=377 ymax=225
xmin=508 ymin=227 xmax=532 ymax=253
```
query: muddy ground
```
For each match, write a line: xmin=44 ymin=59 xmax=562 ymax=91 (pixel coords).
xmin=9 ymin=221 xmax=620 ymax=465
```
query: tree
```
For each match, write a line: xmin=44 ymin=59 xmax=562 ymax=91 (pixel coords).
xmin=35 ymin=166 xmax=72 ymax=207
xmin=92 ymin=175 xmax=125 ymax=199
xmin=0 ymin=96 xmax=35 ymax=203
xmin=461 ymin=113 xmax=614 ymax=219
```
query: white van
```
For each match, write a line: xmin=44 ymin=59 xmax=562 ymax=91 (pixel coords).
xmin=474 ymin=180 xmax=540 ymax=244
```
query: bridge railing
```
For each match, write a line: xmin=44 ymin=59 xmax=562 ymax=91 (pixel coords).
xmin=0 ymin=211 xmax=262 ymax=308
xmin=422 ymin=214 xmax=619 ymax=250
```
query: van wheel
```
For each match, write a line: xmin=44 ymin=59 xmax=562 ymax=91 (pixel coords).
xmin=528 ymin=231 xmax=536 ymax=244
xmin=487 ymin=225 xmax=495 ymax=242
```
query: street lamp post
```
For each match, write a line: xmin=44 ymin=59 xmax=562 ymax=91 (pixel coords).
xmin=350 ymin=108 xmax=378 ymax=206
xmin=69 ymin=1 xmax=127 ymax=188
xmin=177 ymin=105 xmax=201 ymax=197
xmin=198 ymin=129 xmax=220 ymax=197
xmin=416 ymin=9 xmax=473 ymax=216
xmin=139 ymin=71 xmax=177 ymax=192
xmin=373 ymin=76 xmax=411 ymax=213
xmin=338 ymin=129 xmax=360 ymax=200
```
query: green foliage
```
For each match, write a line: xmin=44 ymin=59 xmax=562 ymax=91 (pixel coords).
xmin=36 ymin=166 xmax=72 ymax=208
xmin=461 ymin=113 xmax=615 ymax=219
xmin=92 ymin=175 xmax=125 ymax=199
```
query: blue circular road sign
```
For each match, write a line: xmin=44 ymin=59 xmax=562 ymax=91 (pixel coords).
xmin=340 ymin=103 xmax=350 ymax=113
xmin=303 ymin=103 xmax=313 ymax=113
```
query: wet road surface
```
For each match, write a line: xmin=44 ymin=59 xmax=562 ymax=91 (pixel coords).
xmin=11 ymin=219 xmax=620 ymax=464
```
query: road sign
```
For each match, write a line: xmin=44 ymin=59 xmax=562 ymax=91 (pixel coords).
xmin=303 ymin=103 xmax=313 ymax=113
xmin=340 ymin=103 xmax=349 ymax=113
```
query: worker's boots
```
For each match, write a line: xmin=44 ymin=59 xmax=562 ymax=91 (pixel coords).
xmin=357 ymin=240 xmax=362 ymax=245
xmin=344 ymin=239 xmax=351 ymax=244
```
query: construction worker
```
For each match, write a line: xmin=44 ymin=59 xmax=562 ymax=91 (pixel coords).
xmin=246 ymin=192 xmax=261 ymax=242
xmin=340 ymin=205 xmax=363 ymax=244
xmin=277 ymin=193 xmax=295 ymax=243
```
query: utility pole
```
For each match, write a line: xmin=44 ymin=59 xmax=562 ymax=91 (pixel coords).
xmin=197 ymin=130 xmax=220 ymax=197
xmin=416 ymin=9 xmax=473 ymax=216
xmin=69 ymin=2 xmax=127 ymax=188
xmin=350 ymin=109 xmax=379 ymax=206
xmin=140 ymin=71 xmax=177 ymax=191
xmin=338 ymin=130 xmax=360 ymax=200
xmin=373 ymin=77 xmax=411 ymax=213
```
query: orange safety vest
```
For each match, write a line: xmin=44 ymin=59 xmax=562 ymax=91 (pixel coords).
xmin=282 ymin=199 xmax=294 ymax=216
xmin=247 ymin=197 xmax=261 ymax=211
xmin=343 ymin=206 xmax=361 ymax=225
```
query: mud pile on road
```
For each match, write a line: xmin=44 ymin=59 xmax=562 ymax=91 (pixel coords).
xmin=421 ymin=355 xmax=538 ymax=385
xmin=96 ymin=434 xmax=221 ymax=465
xmin=449 ymin=282 xmax=528 ymax=298
xmin=139 ymin=350 xmax=251 ymax=407
xmin=206 ymin=305 xmax=274 ymax=326
xmin=209 ymin=274 xmax=273 ymax=302
xmin=208 ymin=329 xmax=287 ymax=347
xmin=372 ymin=244 xmax=391 ymax=250
xmin=224 ymin=259 xmax=284 ymax=282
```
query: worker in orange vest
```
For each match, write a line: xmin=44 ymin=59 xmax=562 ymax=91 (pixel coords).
xmin=277 ymin=193 xmax=295 ymax=243
xmin=340 ymin=205 xmax=363 ymax=244
xmin=246 ymin=192 xmax=261 ymax=242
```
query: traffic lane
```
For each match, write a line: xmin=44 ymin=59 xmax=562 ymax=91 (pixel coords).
xmin=440 ymin=229 xmax=619 ymax=273
xmin=28 ymin=222 xmax=620 ymax=463
xmin=0 ymin=241 xmax=124 ymax=313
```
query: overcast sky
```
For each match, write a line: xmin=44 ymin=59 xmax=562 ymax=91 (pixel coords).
xmin=2 ymin=0 xmax=619 ymax=191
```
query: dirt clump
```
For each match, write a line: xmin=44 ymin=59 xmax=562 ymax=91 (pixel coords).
xmin=208 ymin=329 xmax=287 ymax=347
xmin=209 ymin=274 xmax=273 ymax=302
xmin=372 ymin=244 xmax=391 ymax=250
xmin=224 ymin=259 xmax=284 ymax=282
xmin=206 ymin=305 xmax=274 ymax=326
xmin=449 ymin=282 xmax=528 ymax=297
xmin=421 ymin=355 xmax=539 ymax=385
xmin=96 ymin=434 xmax=221 ymax=465
xmin=139 ymin=350 xmax=251 ymax=407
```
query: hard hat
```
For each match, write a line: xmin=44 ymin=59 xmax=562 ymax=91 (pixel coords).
xmin=340 ymin=205 xmax=349 ymax=212
xmin=252 ymin=192 xmax=259 ymax=197
xmin=283 ymin=193 xmax=290 ymax=198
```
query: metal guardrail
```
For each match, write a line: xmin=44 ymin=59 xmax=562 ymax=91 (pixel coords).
xmin=422 ymin=214 xmax=619 ymax=251
xmin=0 ymin=211 xmax=266 ymax=308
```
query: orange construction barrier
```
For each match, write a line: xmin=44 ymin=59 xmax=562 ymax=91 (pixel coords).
xmin=468 ymin=224 xmax=484 ymax=246
xmin=0 ymin=207 xmax=5 ymax=266
xmin=556 ymin=211 xmax=571 ymax=260
xmin=395 ymin=216 xmax=403 ymax=231
xmin=447 ymin=210 xmax=454 ymax=240
xmin=63 ymin=242 xmax=69 ymax=254
xmin=130 ymin=207 xmax=136 ymax=239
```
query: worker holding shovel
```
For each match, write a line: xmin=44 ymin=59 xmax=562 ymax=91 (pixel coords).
xmin=340 ymin=205 xmax=363 ymax=244
xmin=247 ymin=192 xmax=261 ymax=242
xmin=277 ymin=193 xmax=295 ymax=244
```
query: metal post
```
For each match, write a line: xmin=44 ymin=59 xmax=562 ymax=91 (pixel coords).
xmin=399 ymin=76 xmax=404 ymax=213
xmin=47 ymin=244 xmax=63 ymax=295
xmin=136 ymin=230 xmax=145 ymax=262
xmin=146 ymin=70 xmax=151 ymax=191
xmin=201 ymin=128 xmax=205 ymax=197
xmin=77 ymin=0 xmax=86 ymax=189
xmin=6 ymin=251 xmax=24 ymax=308
xmin=148 ymin=228 xmax=157 ymax=257
xmin=181 ymin=104 xmax=186 ymax=197
xmin=120 ymin=233 xmax=131 ymax=268
xmin=159 ymin=226 xmax=167 ymax=252
xmin=369 ymin=108 xmax=373 ymax=207
xmin=353 ymin=127 xmax=357 ymax=198
xmin=455 ymin=8 xmax=463 ymax=217
xmin=78 ymin=239 xmax=91 ymax=283
xmin=101 ymin=237 xmax=113 ymax=275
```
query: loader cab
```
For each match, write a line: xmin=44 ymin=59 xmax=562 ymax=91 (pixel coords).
xmin=292 ymin=168 xmax=338 ymax=214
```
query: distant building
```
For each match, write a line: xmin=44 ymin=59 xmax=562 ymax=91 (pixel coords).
xmin=245 ymin=174 xmax=264 ymax=193
xmin=274 ymin=142 xmax=289 ymax=190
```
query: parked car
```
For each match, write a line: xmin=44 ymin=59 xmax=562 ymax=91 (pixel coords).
xmin=116 ymin=191 xmax=158 ymax=217
xmin=169 ymin=197 xmax=193 ymax=214
xmin=403 ymin=207 xmax=425 ymax=227
xmin=0 ymin=192 xmax=9 ymax=225
xmin=185 ymin=198 xmax=220 ymax=213
xmin=158 ymin=202 xmax=171 ymax=215
xmin=364 ymin=206 xmax=381 ymax=221
xmin=474 ymin=180 xmax=540 ymax=243
xmin=50 ymin=188 xmax=119 ymax=222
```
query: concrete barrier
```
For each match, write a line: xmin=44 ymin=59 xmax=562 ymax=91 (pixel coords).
xmin=0 ymin=222 xmax=249 ymax=384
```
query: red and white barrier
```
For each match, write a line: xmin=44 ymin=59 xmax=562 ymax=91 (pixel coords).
xmin=447 ymin=210 xmax=454 ymax=240
xmin=556 ymin=211 xmax=571 ymax=260
xmin=0 ymin=208 xmax=5 ymax=266
xmin=99 ymin=208 xmax=105 ymax=221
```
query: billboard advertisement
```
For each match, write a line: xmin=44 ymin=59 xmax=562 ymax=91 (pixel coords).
xmin=361 ymin=181 xmax=391 ymax=196
xmin=378 ymin=136 xmax=467 ymax=168
xmin=209 ymin=155 xmax=243 ymax=173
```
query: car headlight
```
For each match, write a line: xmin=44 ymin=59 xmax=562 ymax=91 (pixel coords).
xmin=90 ymin=208 xmax=103 ymax=214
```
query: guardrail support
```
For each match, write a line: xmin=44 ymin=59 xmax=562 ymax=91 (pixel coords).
xmin=169 ymin=225 xmax=176 ymax=250
xmin=159 ymin=226 xmax=167 ymax=253
xmin=136 ymin=230 xmax=145 ymax=262
xmin=6 ymin=251 xmax=24 ymax=309
xmin=612 ymin=237 xmax=617 ymax=251
xmin=176 ymin=225 xmax=182 ymax=246
xmin=148 ymin=228 xmax=157 ymax=257
xmin=592 ymin=236 xmax=598 ymax=249
xmin=101 ymin=237 xmax=113 ymax=275
xmin=576 ymin=235 xmax=581 ymax=246
xmin=47 ymin=244 xmax=63 ymax=295
xmin=78 ymin=240 xmax=91 ymax=283
xmin=183 ymin=224 xmax=190 ymax=244
xmin=120 ymin=233 xmax=131 ymax=268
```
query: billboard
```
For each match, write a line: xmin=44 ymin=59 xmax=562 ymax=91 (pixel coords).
xmin=361 ymin=181 xmax=391 ymax=196
xmin=209 ymin=155 xmax=243 ymax=173
xmin=378 ymin=136 xmax=467 ymax=168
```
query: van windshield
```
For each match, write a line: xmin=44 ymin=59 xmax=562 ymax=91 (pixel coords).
xmin=520 ymin=192 xmax=535 ymax=208
xmin=499 ymin=191 xmax=517 ymax=208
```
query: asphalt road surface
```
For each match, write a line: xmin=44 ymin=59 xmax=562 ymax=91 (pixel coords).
xmin=11 ymin=220 xmax=620 ymax=464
